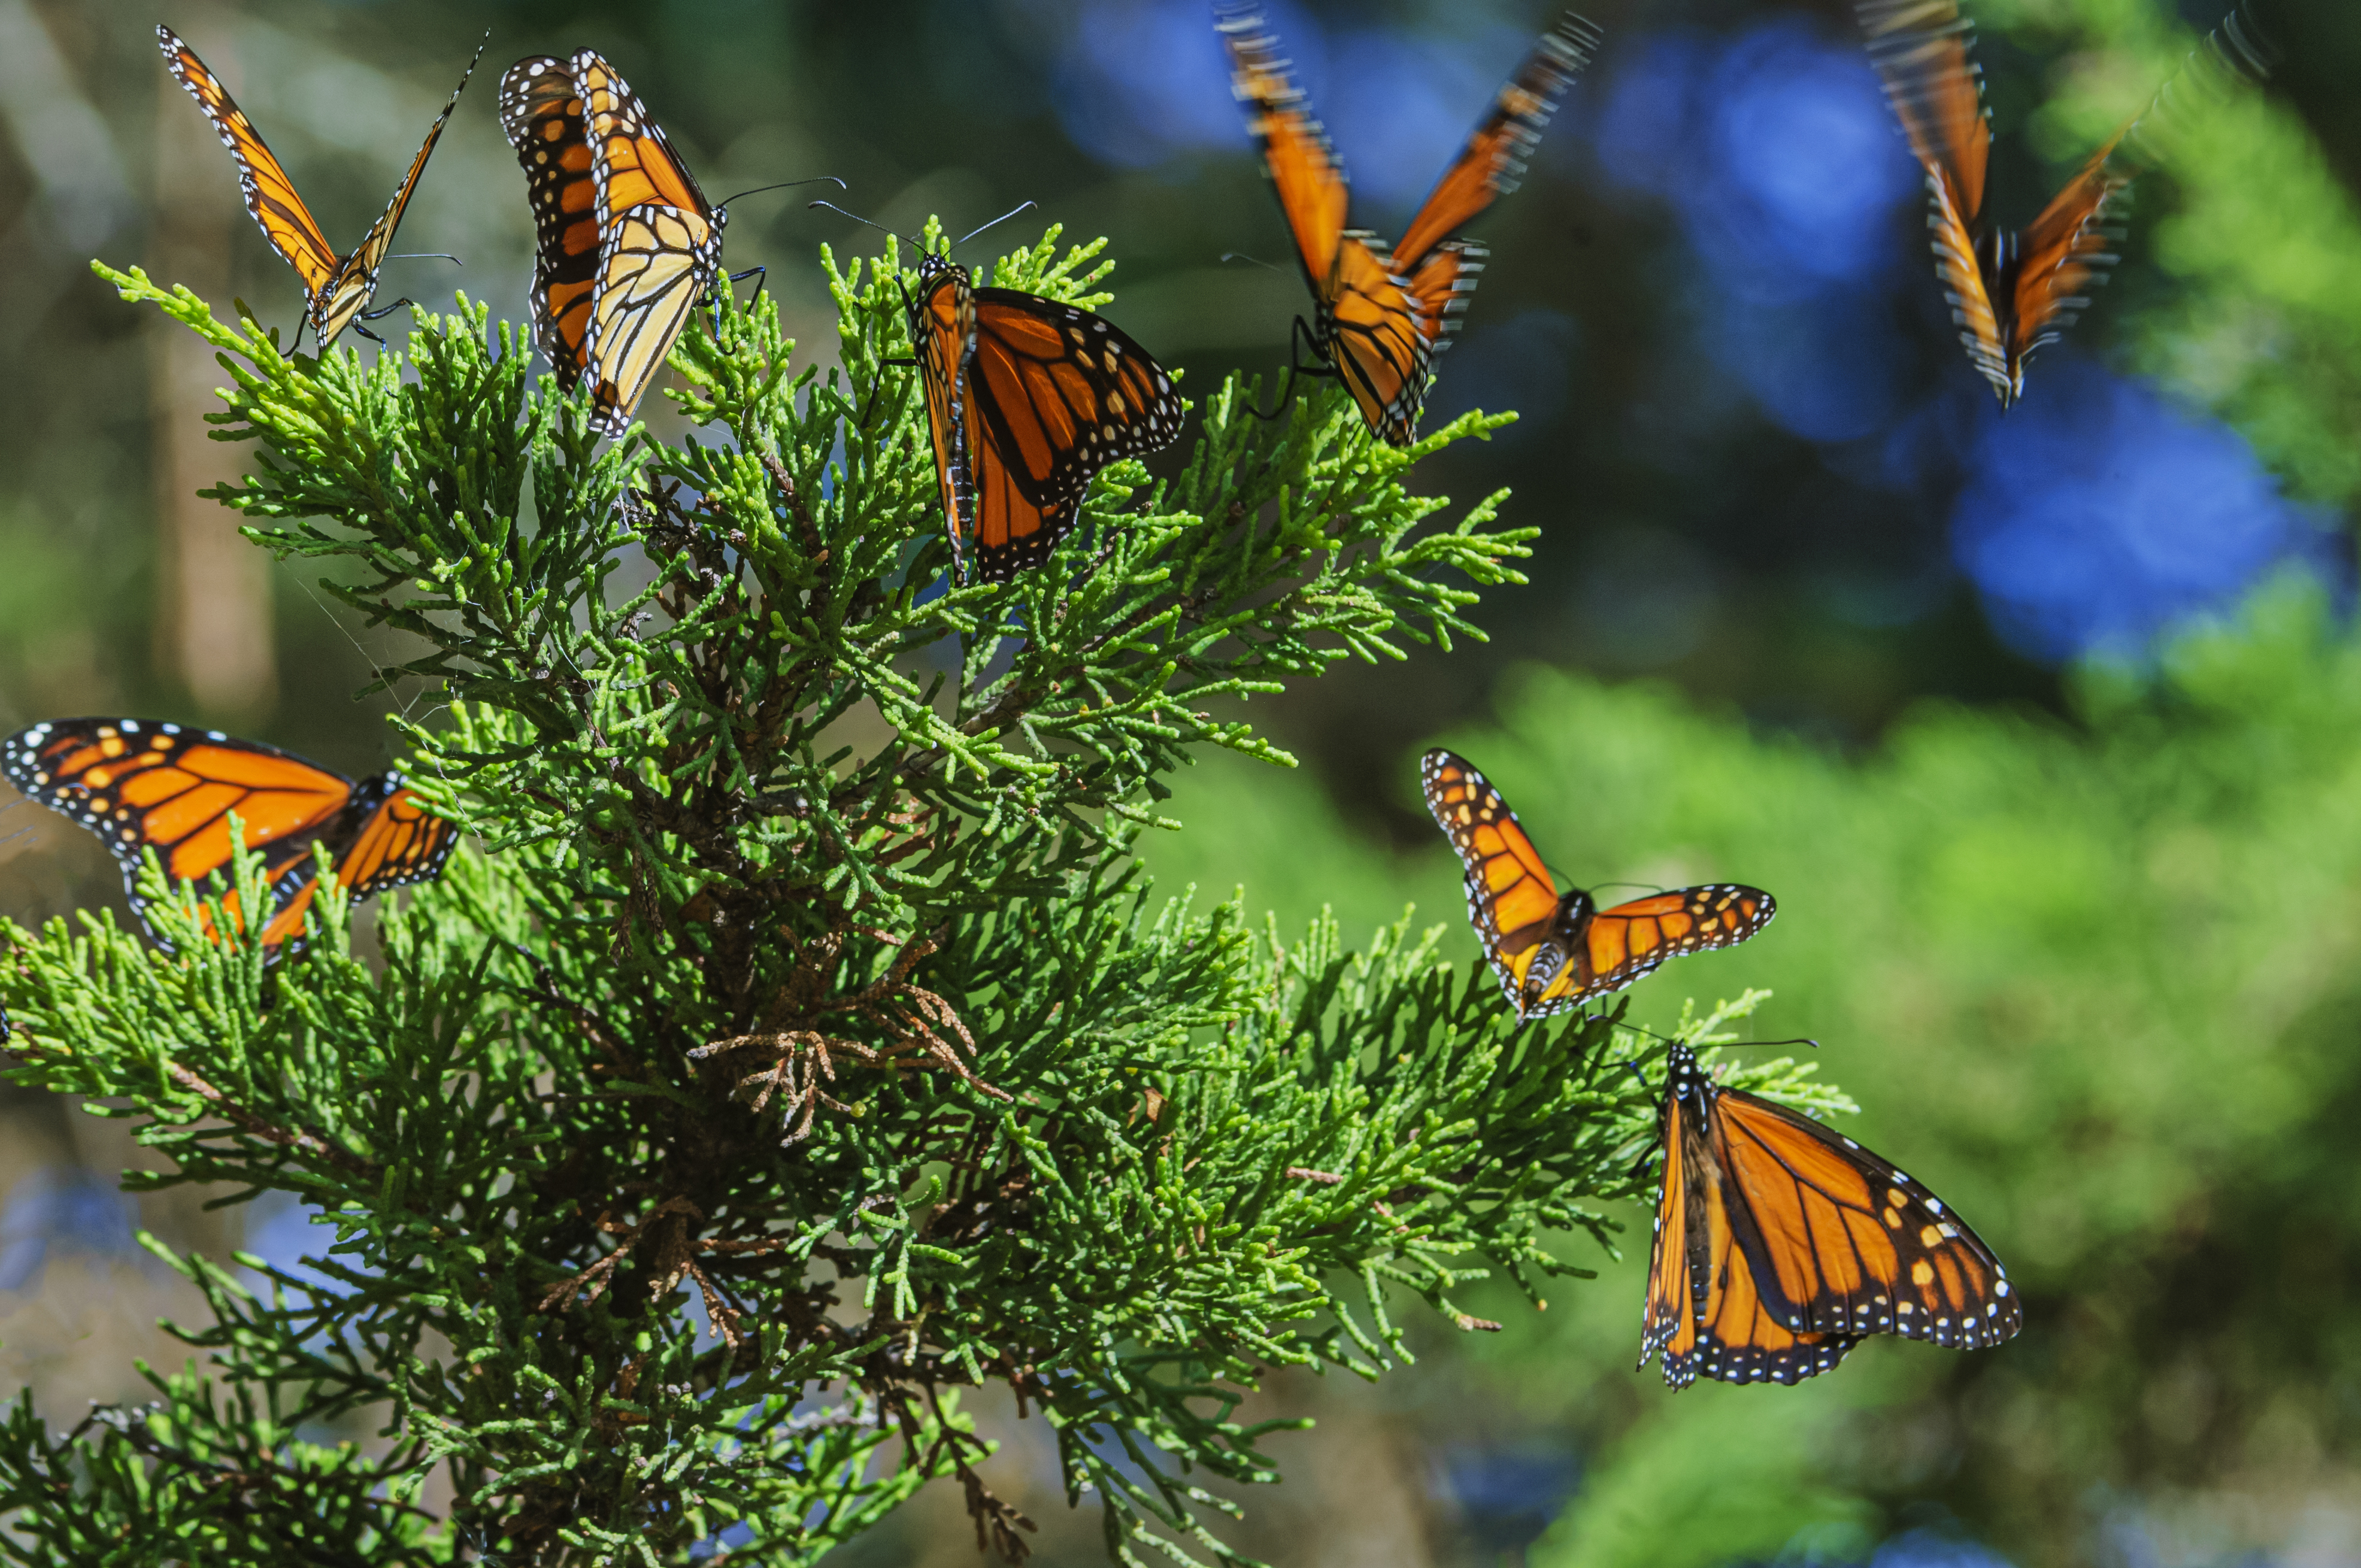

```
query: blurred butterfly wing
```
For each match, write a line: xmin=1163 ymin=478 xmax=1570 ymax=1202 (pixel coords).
xmin=1392 ymin=12 xmax=1599 ymax=272
xmin=2005 ymin=138 xmax=2127 ymax=375
xmin=1420 ymin=750 xmax=1568 ymax=1006
xmin=572 ymin=50 xmax=721 ymax=432
xmin=1713 ymin=1085 xmax=2023 ymax=1348
xmin=960 ymin=286 xmax=1186 ymax=580
xmin=1857 ymin=1 xmax=2014 ymax=398
xmin=2 ymin=719 xmax=353 ymax=942
xmin=312 ymin=37 xmax=484 ymax=344
xmin=1926 ymin=171 xmax=2011 ymax=401
xmin=1857 ymin=0 xmax=1990 ymax=220
xmin=1399 ymin=240 xmax=1486 ymax=362
xmin=157 ymin=28 xmax=340 ymax=307
xmin=1219 ymin=7 xmax=1348 ymax=296
xmin=1220 ymin=6 xmax=1432 ymax=444
xmin=1555 ymin=885 xmax=1777 ymax=1008
xmin=500 ymin=56 xmax=602 ymax=387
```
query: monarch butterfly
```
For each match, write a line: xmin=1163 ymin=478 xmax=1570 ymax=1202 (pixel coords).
xmin=1859 ymin=0 xmax=2272 ymax=407
xmin=159 ymin=25 xmax=483 ymax=350
xmin=899 ymin=248 xmax=1186 ymax=583
xmin=1219 ymin=8 xmax=1599 ymax=445
xmin=1 ymin=718 xmax=457 ymax=955
xmin=501 ymin=51 xmax=736 ymax=433
xmin=1641 ymin=1041 xmax=2021 ymax=1387
xmin=1422 ymin=749 xmax=1774 ymax=1020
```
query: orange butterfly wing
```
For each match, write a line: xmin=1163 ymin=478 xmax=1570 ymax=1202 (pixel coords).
xmin=311 ymin=38 xmax=482 ymax=344
xmin=159 ymin=26 xmax=478 ymax=347
xmin=1324 ymin=239 xmax=1434 ymax=446
xmin=1639 ymin=1044 xmax=2021 ymax=1388
xmin=2 ymin=719 xmax=454 ymax=954
xmin=254 ymin=783 xmax=457 ymax=949
xmin=1712 ymin=1085 xmax=2022 ymax=1348
xmin=157 ymin=28 xmax=338 ymax=304
xmin=1560 ymin=885 xmax=1777 ymax=1008
xmin=1219 ymin=9 xmax=1348 ymax=298
xmin=1857 ymin=0 xmax=2016 ymax=401
xmin=1220 ymin=7 xmax=1432 ymax=447
xmin=1420 ymin=749 xmax=1571 ymax=1005
xmin=501 ymin=56 xmax=604 ymax=389
xmin=906 ymin=256 xmax=1186 ymax=583
xmin=910 ymin=261 xmax=981 ymax=578
xmin=1640 ymin=1079 xmax=1702 ymax=1378
xmin=2004 ymin=138 xmax=2127 ymax=383
xmin=1392 ymin=13 xmax=1599 ymax=274
xmin=572 ymin=50 xmax=723 ymax=433
xmin=1644 ymin=1048 xmax=1862 ymax=1387
xmin=1398 ymin=242 xmax=1484 ymax=363
xmin=1422 ymin=750 xmax=1775 ymax=1018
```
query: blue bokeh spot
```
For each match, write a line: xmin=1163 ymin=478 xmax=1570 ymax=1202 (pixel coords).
xmin=1952 ymin=358 xmax=2326 ymax=661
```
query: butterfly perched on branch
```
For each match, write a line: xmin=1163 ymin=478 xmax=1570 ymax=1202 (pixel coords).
xmin=158 ymin=25 xmax=483 ymax=349
xmin=2 ymin=718 xmax=456 ymax=956
xmin=1422 ymin=749 xmax=1773 ymax=1020
xmin=1859 ymin=0 xmax=2274 ymax=407
xmin=1641 ymin=1041 xmax=2022 ymax=1387
xmin=899 ymin=248 xmax=1186 ymax=584
xmin=501 ymin=50 xmax=757 ymax=433
xmin=1218 ymin=8 xmax=1599 ymax=445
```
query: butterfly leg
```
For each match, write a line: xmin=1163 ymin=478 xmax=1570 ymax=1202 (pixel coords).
xmin=708 ymin=266 xmax=769 ymax=340
xmin=357 ymin=296 xmax=417 ymax=323
xmin=354 ymin=322 xmax=392 ymax=348
xmin=1239 ymin=317 xmax=1332 ymax=424
xmin=854 ymin=357 xmax=917 ymax=433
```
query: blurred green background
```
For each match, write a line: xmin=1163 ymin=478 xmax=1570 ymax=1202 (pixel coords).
xmin=2 ymin=0 xmax=2360 ymax=1564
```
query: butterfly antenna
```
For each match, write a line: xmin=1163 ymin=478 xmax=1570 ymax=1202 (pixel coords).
xmin=1219 ymin=251 xmax=1286 ymax=274
xmin=953 ymin=200 xmax=1038 ymax=250
xmin=807 ymin=199 xmax=925 ymax=254
xmin=386 ymin=253 xmax=462 ymax=265
xmin=1620 ymin=1017 xmax=1821 ymax=1052
xmin=716 ymin=175 xmax=847 ymax=211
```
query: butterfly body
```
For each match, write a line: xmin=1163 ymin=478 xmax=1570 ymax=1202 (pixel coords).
xmin=1220 ymin=8 xmax=1598 ymax=445
xmin=2 ymin=718 xmax=456 ymax=955
xmin=159 ymin=26 xmax=483 ymax=348
xmin=500 ymin=51 xmax=726 ymax=433
xmin=1642 ymin=1042 xmax=2021 ymax=1387
xmin=1420 ymin=749 xmax=1774 ymax=1019
xmin=901 ymin=250 xmax=1184 ymax=583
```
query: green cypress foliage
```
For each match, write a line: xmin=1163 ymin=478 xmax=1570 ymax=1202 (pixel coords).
xmin=0 ymin=230 xmax=1838 ymax=1564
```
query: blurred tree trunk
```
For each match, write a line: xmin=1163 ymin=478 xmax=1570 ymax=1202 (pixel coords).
xmin=148 ymin=11 xmax=274 ymax=724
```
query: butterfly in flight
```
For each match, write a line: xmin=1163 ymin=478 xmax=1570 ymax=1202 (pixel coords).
xmin=896 ymin=246 xmax=1186 ymax=583
xmin=2 ymin=719 xmax=457 ymax=956
xmin=1219 ymin=8 xmax=1599 ymax=446
xmin=159 ymin=25 xmax=483 ymax=350
xmin=1640 ymin=1041 xmax=2021 ymax=1387
xmin=501 ymin=51 xmax=766 ymax=433
xmin=1422 ymin=750 xmax=1773 ymax=1020
xmin=1859 ymin=0 xmax=2272 ymax=407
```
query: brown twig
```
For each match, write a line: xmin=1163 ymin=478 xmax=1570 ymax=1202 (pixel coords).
xmin=163 ymin=1061 xmax=377 ymax=1179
